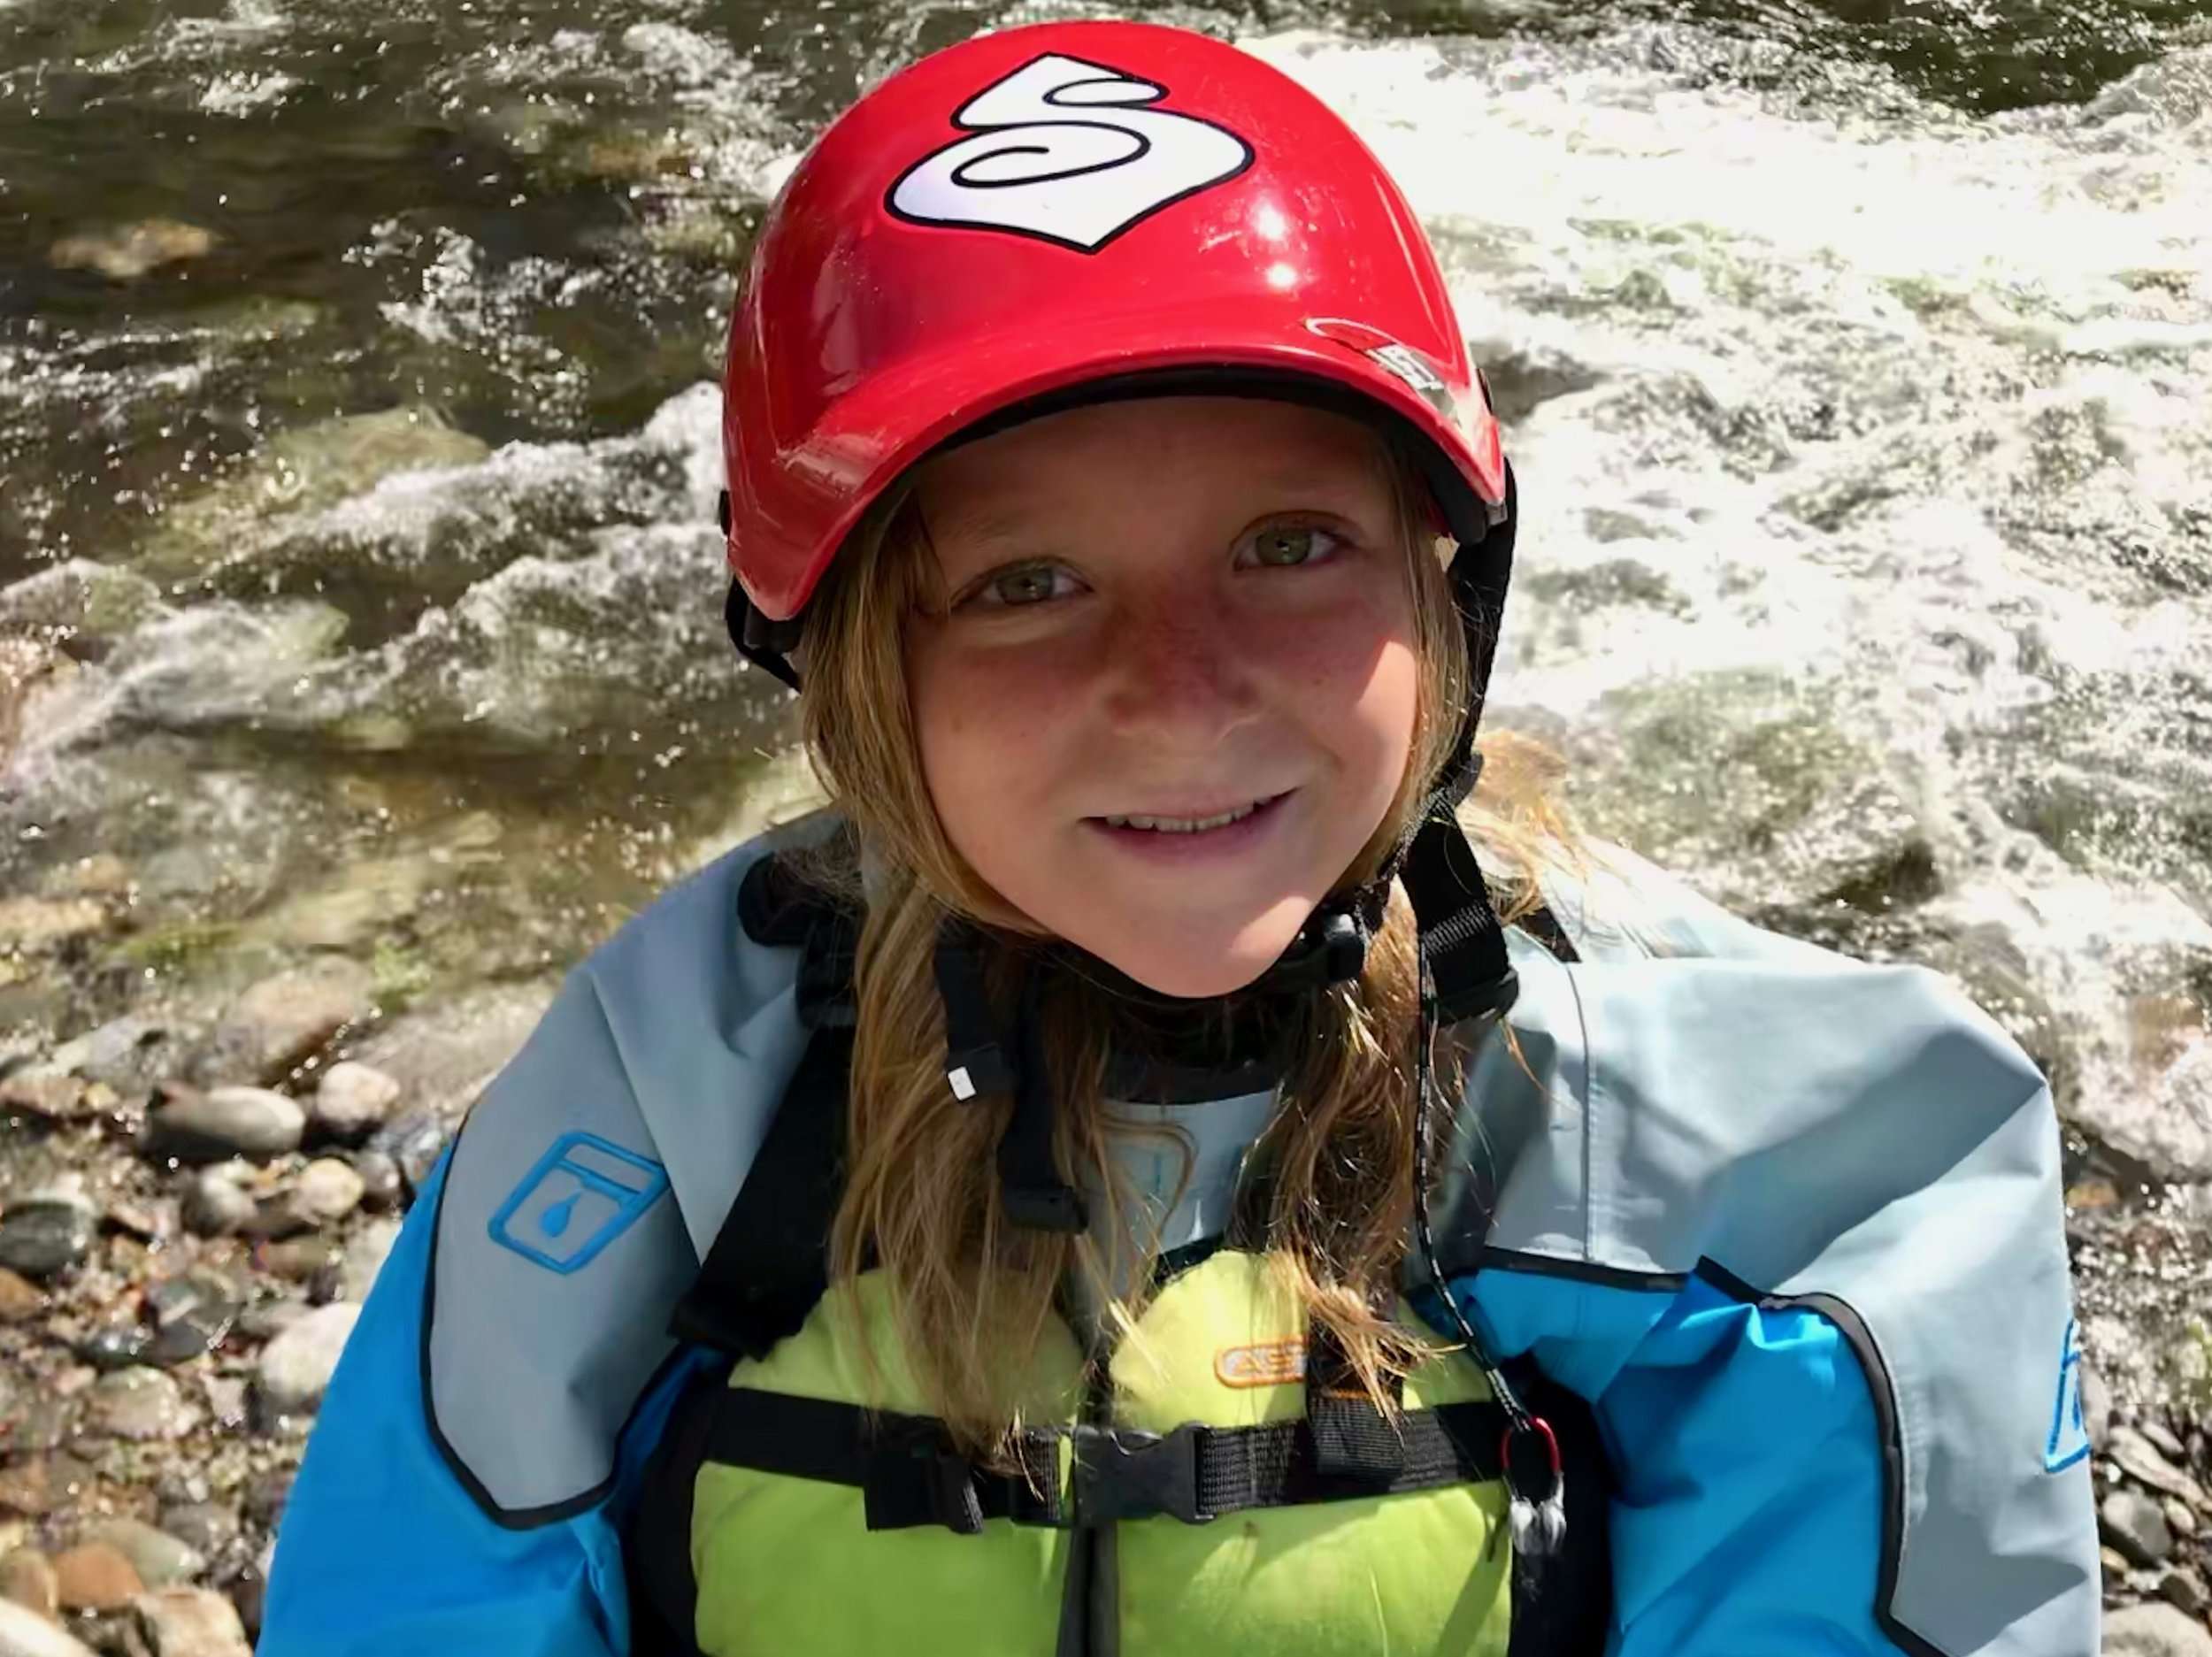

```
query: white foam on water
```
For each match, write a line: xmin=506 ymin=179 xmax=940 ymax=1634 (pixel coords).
xmin=1243 ymin=29 xmax=2212 ymax=1144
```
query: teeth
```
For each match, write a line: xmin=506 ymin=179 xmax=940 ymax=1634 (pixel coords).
xmin=1103 ymin=799 xmax=1265 ymax=833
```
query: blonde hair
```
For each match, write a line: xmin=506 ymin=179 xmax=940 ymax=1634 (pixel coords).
xmin=790 ymin=411 xmax=1585 ymax=1459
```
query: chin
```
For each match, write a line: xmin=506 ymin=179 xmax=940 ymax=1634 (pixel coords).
xmin=1080 ymin=922 xmax=1301 ymax=1001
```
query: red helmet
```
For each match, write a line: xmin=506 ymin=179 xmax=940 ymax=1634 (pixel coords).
xmin=719 ymin=18 xmax=1514 ymax=668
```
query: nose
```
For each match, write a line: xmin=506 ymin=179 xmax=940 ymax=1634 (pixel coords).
xmin=1097 ymin=586 xmax=1263 ymax=750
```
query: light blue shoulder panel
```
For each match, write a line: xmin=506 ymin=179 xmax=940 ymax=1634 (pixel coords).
xmin=426 ymin=826 xmax=814 ymax=1518
xmin=1442 ymin=886 xmax=2098 ymax=1655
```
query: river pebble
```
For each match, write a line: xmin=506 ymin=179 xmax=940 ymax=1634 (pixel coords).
xmin=0 ymin=1596 xmax=98 ymax=1657
xmin=0 ymin=1207 xmax=93 ymax=1282
xmin=2102 ymin=1601 xmax=2212 ymax=1656
xmin=2112 ymin=1425 xmax=2211 ymax=1509
xmin=288 ymin=1160 xmax=364 ymax=1226
xmin=311 ymin=1062 xmax=400 ymax=1142
xmin=184 ymin=959 xmax=374 ymax=1089
xmin=144 ymin=1086 xmax=304 ymax=1164
xmin=134 ymin=1585 xmax=253 ymax=1657
xmin=254 ymin=1303 xmax=358 ymax=1416
xmin=50 ymin=1542 xmax=141 ymax=1610
xmin=85 ymin=1369 xmax=197 ymax=1443
xmin=0 ymin=1270 xmax=44 ymax=1323
xmin=82 ymin=1520 xmax=201 ymax=1590
xmin=350 ymin=1149 xmax=403 ymax=1212
xmin=180 ymin=1169 xmax=254 ymax=1239
xmin=76 ymin=1326 xmax=150 ymax=1373
xmin=2107 ymin=1487 xmax=2177 ymax=1568
xmin=154 ymin=1505 xmax=235 ymax=1558
xmin=0 ymin=1551 xmax=55 ymax=1620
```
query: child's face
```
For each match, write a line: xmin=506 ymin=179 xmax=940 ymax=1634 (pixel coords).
xmin=906 ymin=395 xmax=1422 ymax=998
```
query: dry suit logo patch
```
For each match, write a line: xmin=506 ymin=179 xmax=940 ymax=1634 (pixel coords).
xmin=887 ymin=53 xmax=1254 ymax=253
xmin=1214 ymin=1338 xmax=1306 ymax=1389
xmin=488 ymin=1132 xmax=669 ymax=1276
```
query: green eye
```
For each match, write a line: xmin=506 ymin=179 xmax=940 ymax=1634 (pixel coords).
xmin=990 ymin=565 xmax=1059 ymax=605
xmin=1246 ymin=525 xmax=1340 ymax=568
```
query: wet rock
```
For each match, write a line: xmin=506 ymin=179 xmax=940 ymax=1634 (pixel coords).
xmin=2161 ymin=1566 xmax=2210 ymax=1618
xmin=51 ymin=1542 xmax=142 ymax=1611
xmin=349 ymin=1150 xmax=403 ymax=1212
xmin=197 ymin=1377 xmax=246 ymax=1433
xmin=0 ymin=899 xmax=106 ymax=955
xmin=229 ymin=1300 xmax=306 ymax=1343
xmin=48 ymin=220 xmax=217 ymax=280
xmin=0 ymin=1270 xmax=43 ymax=1323
xmin=84 ymin=1369 xmax=196 ymax=1443
xmin=2141 ymin=1418 xmax=2189 ymax=1461
xmin=3 ymin=1398 xmax=74 ymax=1458
xmin=2166 ymin=1497 xmax=2198 ymax=1538
xmin=0 ymin=1461 xmax=53 ymax=1518
xmin=0 ymin=1549 xmax=56 ymax=1620
xmin=132 ymin=1586 xmax=251 ymax=1657
xmin=0 ymin=1596 xmax=99 ymax=1657
xmin=0 ymin=1074 xmax=89 ymax=1124
xmin=251 ymin=1236 xmax=339 ymax=1285
xmin=143 ymin=1088 xmax=303 ymax=1164
xmin=293 ymin=1160 xmax=364 ymax=1226
xmin=253 ymin=1303 xmax=357 ymax=1416
xmin=2090 ymin=1036 xmax=2212 ymax=1185
xmin=183 ymin=959 xmax=374 ymax=1090
xmin=81 ymin=1523 xmax=199 ymax=1592
xmin=178 ymin=1170 xmax=253 ymax=1240
xmin=2111 ymin=1424 xmax=2211 ymax=1508
xmin=150 ymin=1507 xmax=232 ymax=1561
xmin=76 ymin=1327 xmax=150 ymax=1374
xmin=0 ymin=1205 xmax=95 ymax=1281
xmin=309 ymin=1062 xmax=399 ymax=1143
xmin=2105 ymin=1486 xmax=2176 ymax=1566
xmin=2083 ymin=1360 xmax=2116 ymax=1453
xmin=142 ymin=1322 xmax=220 ymax=1369
xmin=45 ymin=1017 xmax=173 ymax=1095
xmin=2103 ymin=1602 xmax=2212 ymax=1656
xmin=348 ymin=982 xmax=550 ymax=1125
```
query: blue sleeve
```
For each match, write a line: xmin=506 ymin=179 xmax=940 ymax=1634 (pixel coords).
xmin=1432 ymin=1270 xmax=1895 ymax=1656
xmin=259 ymin=1153 xmax=697 ymax=1657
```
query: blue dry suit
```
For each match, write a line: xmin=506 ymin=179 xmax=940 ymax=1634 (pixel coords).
xmin=259 ymin=825 xmax=2101 ymax=1654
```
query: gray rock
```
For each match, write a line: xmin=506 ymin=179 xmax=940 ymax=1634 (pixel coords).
xmin=153 ymin=1505 xmax=235 ymax=1559
xmin=144 ymin=1087 xmax=303 ymax=1164
xmin=0 ymin=1205 xmax=94 ymax=1279
xmin=47 ymin=1016 xmax=173 ymax=1094
xmin=2161 ymin=1567 xmax=2210 ymax=1619
xmin=2082 ymin=1359 xmax=2115 ymax=1453
xmin=2104 ymin=1602 xmax=2212 ymax=1657
xmin=185 ymin=958 xmax=375 ymax=1089
xmin=77 ymin=1326 xmax=150 ymax=1372
xmin=346 ymin=982 xmax=549 ymax=1123
xmin=239 ymin=1472 xmax=291 ymax=1530
xmin=2104 ymin=1486 xmax=2177 ymax=1567
xmin=2166 ymin=1497 xmax=2198 ymax=1538
xmin=2112 ymin=1425 xmax=2211 ymax=1509
xmin=350 ymin=1150 xmax=403 ymax=1212
xmin=0 ymin=1596 xmax=100 ymax=1657
xmin=179 ymin=1168 xmax=255 ymax=1239
xmin=310 ymin=1062 xmax=400 ymax=1143
xmin=288 ymin=1160 xmax=364 ymax=1226
xmin=366 ymin=1111 xmax=451 ymax=1195
xmin=2141 ymin=1418 xmax=2188 ymax=1461
xmin=2091 ymin=1036 xmax=2212 ymax=1184
xmin=231 ymin=1299 xmax=308 ymax=1343
xmin=253 ymin=1302 xmax=358 ymax=1417
xmin=82 ymin=1521 xmax=201 ymax=1590
xmin=84 ymin=1367 xmax=198 ymax=1442
xmin=131 ymin=1585 xmax=252 ymax=1656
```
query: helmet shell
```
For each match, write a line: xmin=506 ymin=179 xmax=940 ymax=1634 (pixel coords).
xmin=724 ymin=19 xmax=1506 ymax=621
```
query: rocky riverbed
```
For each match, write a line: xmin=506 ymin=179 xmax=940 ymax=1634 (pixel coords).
xmin=1 ymin=857 xmax=2209 ymax=1655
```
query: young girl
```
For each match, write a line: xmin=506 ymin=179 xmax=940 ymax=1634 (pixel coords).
xmin=260 ymin=20 xmax=2099 ymax=1655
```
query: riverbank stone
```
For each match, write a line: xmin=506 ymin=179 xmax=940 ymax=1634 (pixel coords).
xmin=184 ymin=959 xmax=374 ymax=1089
xmin=143 ymin=1088 xmax=303 ymax=1164
xmin=254 ymin=1303 xmax=357 ymax=1416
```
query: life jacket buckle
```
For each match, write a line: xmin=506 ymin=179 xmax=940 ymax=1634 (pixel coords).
xmin=1069 ymin=1423 xmax=1212 ymax=1526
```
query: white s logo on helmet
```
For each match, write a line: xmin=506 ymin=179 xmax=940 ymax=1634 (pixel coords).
xmin=887 ymin=53 xmax=1254 ymax=253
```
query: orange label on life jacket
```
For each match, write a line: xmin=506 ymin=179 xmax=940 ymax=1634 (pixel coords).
xmin=1213 ymin=1339 xmax=1306 ymax=1388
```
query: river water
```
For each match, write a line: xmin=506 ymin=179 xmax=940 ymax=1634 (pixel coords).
xmin=4 ymin=0 xmax=2209 ymax=1361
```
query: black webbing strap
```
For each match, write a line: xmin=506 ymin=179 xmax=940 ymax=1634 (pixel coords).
xmin=696 ymin=1385 xmax=1509 ymax=1532
xmin=666 ymin=1017 xmax=850 ymax=1358
xmin=703 ymin=1387 xmax=1064 ymax=1534
xmin=1304 ymin=1315 xmax=1409 ymax=1479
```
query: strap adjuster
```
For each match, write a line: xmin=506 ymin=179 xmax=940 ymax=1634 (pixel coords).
xmin=1070 ymin=1423 xmax=1212 ymax=1526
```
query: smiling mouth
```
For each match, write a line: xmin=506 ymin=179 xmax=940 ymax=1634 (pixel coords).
xmin=1094 ymin=793 xmax=1288 ymax=834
